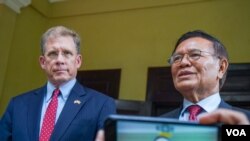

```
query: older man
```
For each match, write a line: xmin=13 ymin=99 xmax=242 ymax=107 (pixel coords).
xmin=0 ymin=26 xmax=116 ymax=141
xmin=161 ymin=30 xmax=250 ymax=121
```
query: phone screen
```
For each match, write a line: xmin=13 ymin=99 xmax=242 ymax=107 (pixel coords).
xmin=105 ymin=115 xmax=220 ymax=141
xmin=117 ymin=120 xmax=218 ymax=141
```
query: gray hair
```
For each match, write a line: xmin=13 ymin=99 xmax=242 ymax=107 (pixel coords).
xmin=40 ymin=26 xmax=81 ymax=54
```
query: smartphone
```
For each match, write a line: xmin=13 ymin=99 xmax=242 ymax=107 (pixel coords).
xmin=104 ymin=114 xmax=221 ymax=141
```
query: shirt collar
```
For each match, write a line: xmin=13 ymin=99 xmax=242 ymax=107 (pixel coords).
xmin=180 ymin=92 xmax=221 ymax=116
xmin=45 ymin=79 xmax=76 ymax=102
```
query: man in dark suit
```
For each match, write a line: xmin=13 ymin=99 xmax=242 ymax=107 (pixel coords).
xmin=161 ymin=30 xmax=250 ymax=121
xmin=94 ymin=30 xmax=250 ymax=141
xmin=0 ymin=26 xmax=116 ymax=141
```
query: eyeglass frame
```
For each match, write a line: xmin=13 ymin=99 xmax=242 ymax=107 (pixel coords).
xmin=168 ymin=49 xmax=220 ymax=65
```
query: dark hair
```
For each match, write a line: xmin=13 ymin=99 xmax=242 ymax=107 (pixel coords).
xmin=171 ymin=30 xmax=229 ymax=89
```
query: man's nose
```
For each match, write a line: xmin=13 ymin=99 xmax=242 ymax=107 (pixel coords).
xmin=55 ymin=53 xmax=65 ymax=64
xmin=179 ymin=54 xmax=191 ymax=65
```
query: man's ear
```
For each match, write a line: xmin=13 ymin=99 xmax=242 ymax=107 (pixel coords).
xmin=218 ymin=58 xmax=229 ymax=79
xmin=39 ymin=55 xmax=46 ymax=69
xmin=76 ymin=54 xmax=82 ymax=69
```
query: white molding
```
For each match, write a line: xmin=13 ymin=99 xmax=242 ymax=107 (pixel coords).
xmin=3 ymin=0 xmax=31 ymax=13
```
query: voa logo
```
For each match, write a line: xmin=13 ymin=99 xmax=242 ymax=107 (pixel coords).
xmin=226 ymin=129 xmax=246 ymax=136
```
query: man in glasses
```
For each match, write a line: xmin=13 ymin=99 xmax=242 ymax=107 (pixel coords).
xmin=161 ymin=30 xmax=250 ymax=121
xmin=94 ymin=30 xmax=250 ymax=141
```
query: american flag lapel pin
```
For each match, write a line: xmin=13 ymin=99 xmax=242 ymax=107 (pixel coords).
xmin=74 ymin=100 xmax=81 ymax=105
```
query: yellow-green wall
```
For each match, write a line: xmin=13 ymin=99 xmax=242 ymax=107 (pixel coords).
xmin=0 ymin=5 xmax=47 ymax=115
xmin=0 ymin=0 xmax=250 ymax=115
xmin=0 ymin=5 xmax=17 ymax=114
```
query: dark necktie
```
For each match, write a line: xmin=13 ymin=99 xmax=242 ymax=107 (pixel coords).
xmin=187 ymin=105 xmax=202 ymax=121
xmin=39 ymin=89 xmax=60 ymax=141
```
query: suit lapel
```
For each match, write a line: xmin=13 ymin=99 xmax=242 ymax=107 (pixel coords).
xmin=173 ymin=107 xmax=182 ymax=118
xmin=160 ymin=106 xmax=182 ymax=118
xmin=218 ymin=100 xmax=232 ymax=109
xmin=27 ymin=86 xmax=46 ymax=141
xmin=51 ymin=82 xmax=88 ymax=141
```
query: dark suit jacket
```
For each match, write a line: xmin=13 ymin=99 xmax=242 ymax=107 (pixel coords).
xmin=160 ymin=100 xmax=250 ymax=121
xmin=0 ymin=81 xmax=116 ymax=141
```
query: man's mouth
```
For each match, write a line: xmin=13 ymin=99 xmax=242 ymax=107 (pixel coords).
xmin=54 ymin=69 xmax=67 ymax=73
xmin=178 ymin=71 xmax=195 ymax=77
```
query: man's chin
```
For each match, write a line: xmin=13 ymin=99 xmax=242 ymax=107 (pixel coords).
xmin=176 ymin=82 xmax=196 ymax=91
xmin=52 ymin=77 xmax=70 ymax=85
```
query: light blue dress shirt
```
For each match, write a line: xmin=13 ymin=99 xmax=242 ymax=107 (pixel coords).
xmin=179 ymin=92 xmax=221 ymax=121
xmin=39 ymin=78 xmax=76 ymax=133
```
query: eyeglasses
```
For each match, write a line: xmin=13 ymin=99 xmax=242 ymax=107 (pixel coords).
xmin=168 ymin=49 xmax=217 ymax=65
